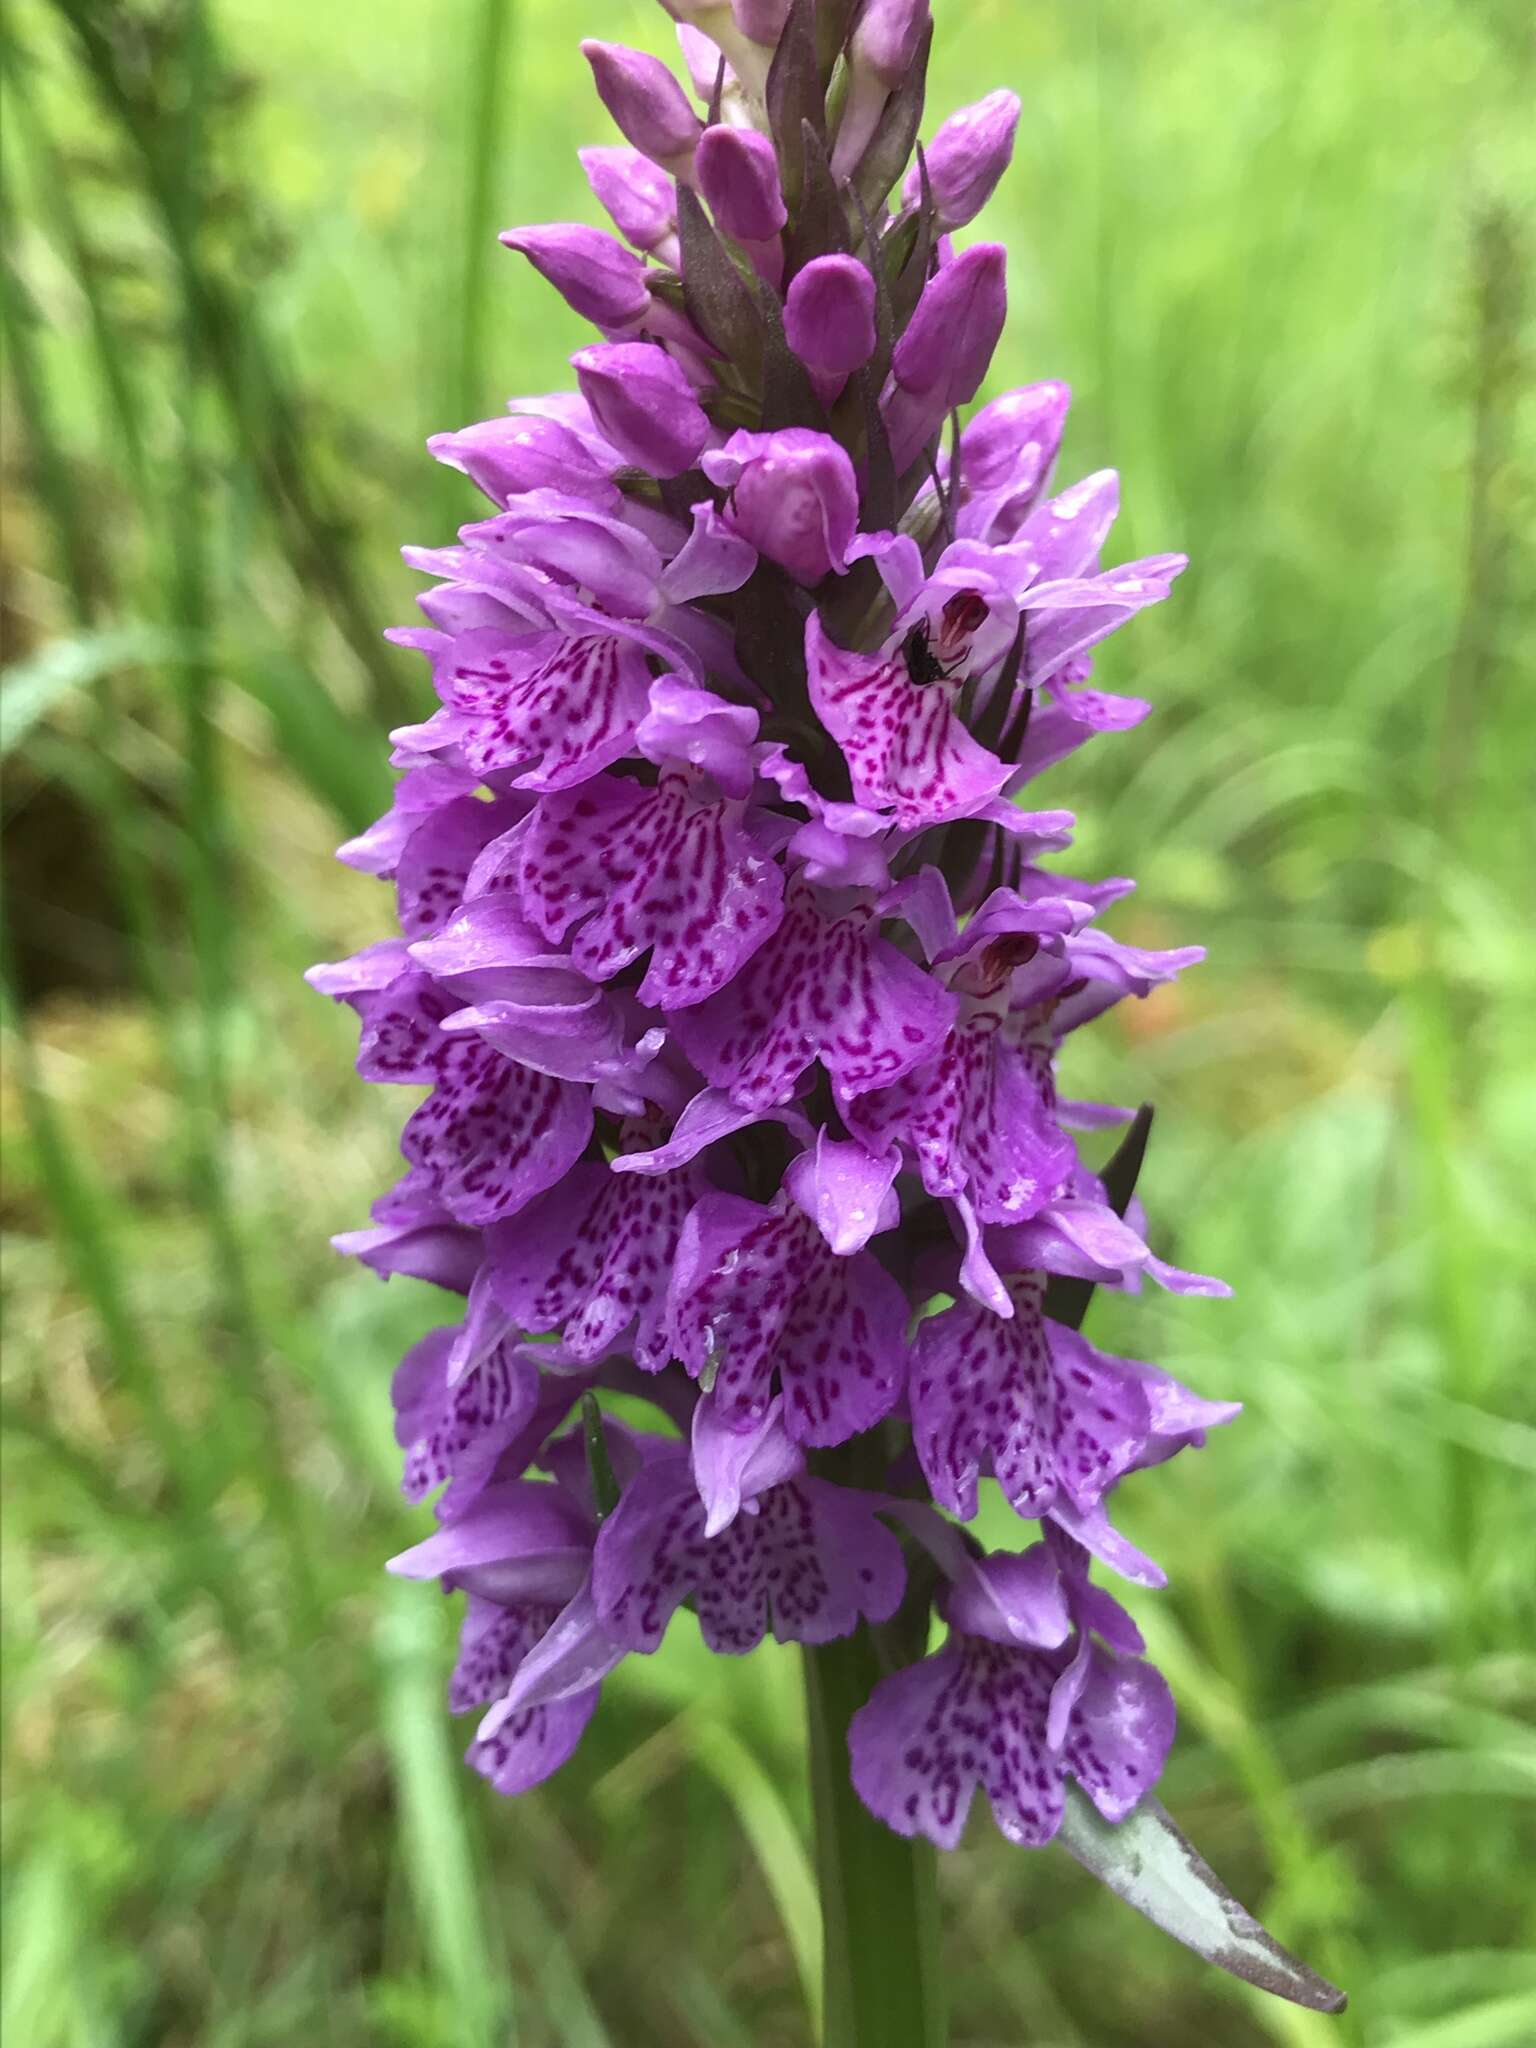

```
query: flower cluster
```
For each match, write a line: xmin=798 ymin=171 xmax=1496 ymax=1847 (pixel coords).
xmin=312 ymin=0 xmax=1237 ymax=1851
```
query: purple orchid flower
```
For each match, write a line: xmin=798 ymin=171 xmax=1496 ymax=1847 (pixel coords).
xmin=305 ymin=5 xmax=1343 ymax=2025
xmin=849 ymin=1531 xmax=1175 ymax=1849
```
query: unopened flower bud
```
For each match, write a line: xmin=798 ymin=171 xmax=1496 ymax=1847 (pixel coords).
xmin=579 ymin=146 xmax=677 ymax=255
xmin=676 ymin=20 xmax=731 ymax=98
xmin=784 ymin=255 xmax=877 ymax=377
xmin=903 ymin=88 xmax=1021 ymax=229
xmin=730 ymin=0 xmax=793 ymax=45
xmin=959 ymin=382 xmax=1070 ymax=492
xmin=885 ymin=242 xmax=1008 ymax=469
xmin=703 ymin=427 xmax=859 ymax=586
xmin=951 ymin=381 xmax=1071 ymax=540
xmin=663 ymin=8 xmax=771 ymax=102
xmin=893 ymin=244 xmax=1007 ymax=403
xmin=849 ymin=0 xmax=931 ymax=86
xmin=695 ymin=125 xmax=786 ymax=242
xmin=831 ymin=0 xmax=932 ymax=177
xmin=582 ymin=39 xmax=703 ymax=178
xmin=572 ymin=341 xmax=711 ymax=477
xmin=500 ymin=223 xmax=652 ymax=329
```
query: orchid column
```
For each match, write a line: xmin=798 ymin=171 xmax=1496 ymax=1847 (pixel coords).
xmin=310 ymin=1 xmax=1345 ymax=2038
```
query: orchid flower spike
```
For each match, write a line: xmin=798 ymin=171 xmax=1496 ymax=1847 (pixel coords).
xmin=311 ymin=0 xmax=1345 ymax=2027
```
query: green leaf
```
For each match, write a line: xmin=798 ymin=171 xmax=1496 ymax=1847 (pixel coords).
xmin=1056 ymin=1789 xmax=1348 ymax=2013
xmin=580 ymin=1393 xmax=620 ymax=1521
xmin=228 ymin=649 xmax=392 ymax=834
xmin=784 ymin=121 xmax=851 ymax=279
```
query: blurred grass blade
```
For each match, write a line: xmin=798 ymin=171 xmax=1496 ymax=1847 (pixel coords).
xmin=228 ymin=650 xmax=391 ymax=834
xmin=376 ymin=1580 xmax=508 ymax=2048
xmin=1055 ymin=1789 xmax=1347 ymax=2013
xmin=0 ymin=38 xmax=150 ymax=493
xmin=46 ymin=0 xmax=410 ymax=729
xmin=1 ymin=1842 xmax=81 ymax=2048
xmin=0 ymin=947 xmax=253 ymax=1643
xmin=690 ymin=1718 xmax=823 ymax=2033
xmin=501 ymin=1878 xmax=614 ymax=2048
xmin=453 ymin=0 xmax=515 ymax=426
xmin=0 ymin=627 xmax=188 ymax=757
xmin=1381 ymin=1996 xmax=1536 ymax=2048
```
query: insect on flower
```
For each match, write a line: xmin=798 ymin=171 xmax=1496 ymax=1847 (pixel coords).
xmin=900 ymin=618 xmax=956 ymax=685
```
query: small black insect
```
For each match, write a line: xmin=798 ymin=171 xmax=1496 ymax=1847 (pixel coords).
xmin=901 ymin=619 xmax=961 ymax=686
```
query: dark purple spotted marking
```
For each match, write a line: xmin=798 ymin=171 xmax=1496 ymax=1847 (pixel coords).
xmin=487 ymin=1157 xmax=703 ymax=1372
xmin=911 ymin=1275 xmax=1151 ymax=1522
xmin=807 ymin=611 xmax=1013 ymax=830
xmin=851 ymin=995 xmax=1075 ymax=1223
xmin=672 ymin=882 xmax=957 ymax=1111
xmin=437 ymin=624 xmax=654 ymax=790
xmin=394 ymin=793 xmax=527 ymax=938
xmin=848 ymin=1628 xmax=1174 ymax=1850
xmin=518 ymin=768 xmax=784 ymax=1009
xmin=393 ymin=1325 xmax=540 ymax=1506
xmin=400 ymin=1028 xmax=591 ymax=1227
xmin=593 ymin=1460 xmax=904 ymax=1653
xmin=448 ymin=1595 xmax=559 ymax=1712
xmin=671 ymin=1193 xmax=909 ymax=1447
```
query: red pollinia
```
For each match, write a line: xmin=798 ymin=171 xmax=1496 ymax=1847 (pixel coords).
xmin=310 ymin=0 xmax=1345 ymax=2030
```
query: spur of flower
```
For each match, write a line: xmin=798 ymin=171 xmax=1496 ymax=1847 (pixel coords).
xmin=309 ymin=0 xmax=1344 ymax=2016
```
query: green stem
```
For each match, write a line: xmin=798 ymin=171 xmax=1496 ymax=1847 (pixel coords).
xmin=803 ymin=1628 xmax=945 ymax=2048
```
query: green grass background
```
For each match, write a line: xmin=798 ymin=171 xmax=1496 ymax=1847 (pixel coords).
xmin=2 ymin=0 xmax=1533 ymax=2042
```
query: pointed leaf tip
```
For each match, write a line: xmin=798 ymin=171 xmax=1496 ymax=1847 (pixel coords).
xmin=1044 ymin=1102 xmax=1155 ymax=1333
xmin=1101 ymin=1100 xmax=1154 ymax=1217
xmin=1056 ymin=1790 xmax=1348 ymax=2014
xmin=580 ymin=1393 xmax=621 ymax=1521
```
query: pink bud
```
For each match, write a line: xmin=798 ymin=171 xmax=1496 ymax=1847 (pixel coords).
xmin=675 ymin=21 xmax=730 ymax=98
xmin=849 ymin=0 xmax=930 ymax=87
xmin=730 ymin=0 xmax=793 ymax=44
xmin=500 ymin=223 xmax=651 ymax=329
xmin=665 ymin=11 xmax=772 ymax=103
xmin=832 ymin=0 xmax=932 ymax=177
xmin=885 ymin=243 xmax=1008 ymax=469
xmin=695 ymin=125 xmax=786 ymax=243
xmin=702 ymin=428 xmax=859 ymax=587
xmin=892 ymin=242 xmax=1007 ymax=404
xmin=783 ymin=255 xmax=877 ymax=375
xmin=582 ymin=40 xmax=703 ymax=176
xmin=579 ymin=146 xmax=677 ymax=255
xmin=572 ymin=342 xmax=711 ymax=478
xmin=951 ymin=381 xmax=1072 ymax=540
xmin=903 ymin=89 xmax=1021 ymax=229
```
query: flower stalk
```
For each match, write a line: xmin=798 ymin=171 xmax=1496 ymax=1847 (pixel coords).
xmin=806 ymin=1627 xmax=943 ymax=2048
